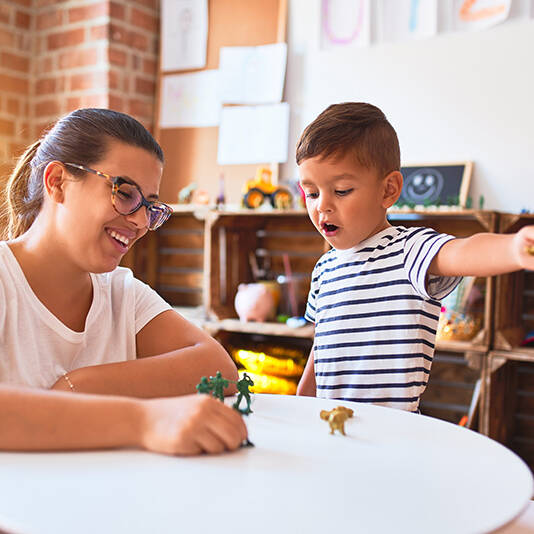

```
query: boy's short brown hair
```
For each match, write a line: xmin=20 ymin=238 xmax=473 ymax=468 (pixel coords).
xmin=296 ymin=102 xmax=401 ymax=177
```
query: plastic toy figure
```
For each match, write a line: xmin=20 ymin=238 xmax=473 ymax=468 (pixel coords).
xmin=196 ymin=376 xmax=214 ymax=395
xmin=210 ymin=371 xmax=229 ymax=402
xmin=320 ymin=406 xmax=354 ymax=435
xmin=233 ymin=373 xmax=254 ymax=415
xmin=242 ymin=167 xmax=292 ymax=209
xmin=527 ymin=245 xmax=534 ymax=256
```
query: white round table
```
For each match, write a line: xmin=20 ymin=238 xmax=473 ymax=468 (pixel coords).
xmin=0 ymin=394 xmax=531 ymax=534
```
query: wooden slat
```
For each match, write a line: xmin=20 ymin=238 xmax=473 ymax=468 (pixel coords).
xmin=159 ymin=252 xmax=204 ymax=270
xmin=157 ymin=233 xmax=204 ymax=249
xmin=158 ymin=271 xmax=203 ymax=288
xmin=157 ymin=290 xmax=202 ymax=307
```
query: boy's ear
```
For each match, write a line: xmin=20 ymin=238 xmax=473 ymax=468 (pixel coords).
xmin=382 ymin=171 xmax=403 ymax=209
xmin=43 ymin=161 xmax=68 ymax=203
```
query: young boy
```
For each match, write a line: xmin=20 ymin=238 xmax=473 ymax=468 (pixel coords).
xmin=295 ymin=102 xmax=534 ymax=413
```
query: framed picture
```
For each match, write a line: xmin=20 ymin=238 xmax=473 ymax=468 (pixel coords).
xmin=398 ymin=162 xmax=473 ymax=208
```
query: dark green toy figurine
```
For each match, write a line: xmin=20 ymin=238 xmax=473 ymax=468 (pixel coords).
xmin=210 ymin=371 xmax=229 ymax=402
xmin=233 ymin=373 xmax=254 ymax=415
xmin=196 ymin=376 xmax=214 ymax=395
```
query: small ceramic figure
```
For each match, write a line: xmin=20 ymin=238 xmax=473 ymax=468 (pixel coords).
xmin=320 ymin=406 xmax=354 ymax=435
xmin=234 ymin=283 xmax=276 ymax=322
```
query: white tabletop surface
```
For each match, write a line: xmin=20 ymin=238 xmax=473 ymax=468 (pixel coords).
xmin=0 ymin=393 xmax=532 ymax=534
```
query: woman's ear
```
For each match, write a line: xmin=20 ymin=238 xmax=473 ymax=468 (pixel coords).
xmin=382 ymin=171 xmax=403 ymax=209
xmin=43 ymin=161 xmax=67 ymax=203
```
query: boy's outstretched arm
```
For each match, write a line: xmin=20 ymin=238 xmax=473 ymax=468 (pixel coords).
xmin=297 ymin=350 xmax=316 ymax=397
xmin=429 ymin=226 xmax=534 ymax=277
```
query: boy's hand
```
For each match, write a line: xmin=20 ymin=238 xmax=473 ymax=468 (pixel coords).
xmin=512 ymin=225 xmax=534 ymax=270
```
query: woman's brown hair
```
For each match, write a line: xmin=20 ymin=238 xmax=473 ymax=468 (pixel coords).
xmin=1 ymin=108 xmax=164 ymax=240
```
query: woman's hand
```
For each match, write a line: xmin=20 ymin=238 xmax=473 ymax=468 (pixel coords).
xmin=138 ymin=394 xmax=248 ymax=456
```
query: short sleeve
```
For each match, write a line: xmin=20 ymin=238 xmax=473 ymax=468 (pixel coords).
xmin=403 ymin=227 xmax=462 ymax=301
xmin=133 ymin=277 xmax=172 ymax=334
xmin=305 ymin=259 xmax=323 ymax=324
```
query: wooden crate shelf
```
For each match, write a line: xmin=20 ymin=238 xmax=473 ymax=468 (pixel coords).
xmin=483 ymin=350 xmax=534 ymax=472
xmin=494 ymin=213 xmax=534 ymax=357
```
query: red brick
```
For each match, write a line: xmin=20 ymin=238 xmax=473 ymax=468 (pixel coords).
xmin=70 ymin=71 xmax=107 ymax=91
xmin=15 ymin=32 xmax=32 ymax=52
xmin=143 ymin=58 xmax=157 ymax=76
xmin=90 ymin=24 xmax=108 ymax=41
xmin=6 ymin=98 xmax=20 ymax=115
xmin=0 ymin=4 xmax=11 ymax=24
xmin=0 ymin=29 xmax=15 ymax=48
xmin=108 ymin=47 xmax=127 ymax=67
xmin=35 ymin=77 xmax=56 ymax=94
xmin=69 ymin=2 xmax=107 ymax=23
xmin=47 ymin=28 xmax=85 ymax=50
xmin=36 ymin=0 xmax=66 ymax=7
xmin=9 ymin=142 xmax=27 ymax=157
xmin=130 ymin=7 xmax=157 ymax=33
xmin=36 ymin=10 xmax=62 ymax=30
xmin=67 ymin=97 xmax=82 ymax=110
xmin=10 ymin=0 xmax=31 ymax=7
xmin=15 ymin=10 xmax=30 ymax=29
xmin=110 ymin=2 xmax=126 ymax=20
xmin=109 ymin=94 xmax=124 ymax=111
xmin=135 ymin=77 xmax=155 ymax=96
xmin=35 ymin=100 xmax=60 ymax=117
xmin=109 ymin=23 xmax=128 ymax=45
xmin=79 ymin=93 xmax=107 ymax=108
xmin=35 ymin=57 xmax=54 ymax=75
xmin=129 ymin=30 xmax=149 ymax=51
xmin=58 ymin=48 xmax=98 ymax=69
xmin=131 ymin=0 xmax=158 ymax=11
xmin=132 ymin=55 xmax=141 ymax=70
xmin=108 ymin=70 xmax=120 ymax=90
xmin=0 ymin=118 xmax=15 ymax=136
xmin=1 ymin=52 xmax=30 ymax=72
xmin=128 ymin=98 xmax=152 ymax=118
xmin=0 ymin=73 xmax=29 ymax=94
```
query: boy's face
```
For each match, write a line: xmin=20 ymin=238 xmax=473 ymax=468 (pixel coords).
xmin=299 ymin=152 xmax=394 ymax=250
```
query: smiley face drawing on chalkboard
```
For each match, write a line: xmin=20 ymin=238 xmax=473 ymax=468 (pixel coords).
xmin=401 ymin=168 xmax=444 ymax=204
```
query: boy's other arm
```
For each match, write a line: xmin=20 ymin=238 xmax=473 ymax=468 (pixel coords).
xmin=429 ymin=226 xmax=534 ymax=277
xmin=297 ymin=350 xmax=316 ymax=397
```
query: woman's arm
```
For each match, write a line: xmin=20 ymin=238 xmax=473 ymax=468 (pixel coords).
xmin=52 ymin=310 xmax=238 ymax=398
xmin=0 ymin=386 xmax=247 ymax=455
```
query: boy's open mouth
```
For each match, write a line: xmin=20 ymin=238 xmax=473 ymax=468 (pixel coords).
xmin=322 ymin=222 xmax=339 ymax=235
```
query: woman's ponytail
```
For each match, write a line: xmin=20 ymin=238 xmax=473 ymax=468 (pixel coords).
xmin=2 ymin=140 xmax=42 ymax=240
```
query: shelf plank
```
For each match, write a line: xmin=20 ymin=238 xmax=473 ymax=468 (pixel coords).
xmin=204 ymin=318 xmax=314 ymax=339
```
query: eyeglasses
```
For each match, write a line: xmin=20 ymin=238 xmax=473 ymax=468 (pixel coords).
xmin=64 ymin=163 xmax=172 ymax=231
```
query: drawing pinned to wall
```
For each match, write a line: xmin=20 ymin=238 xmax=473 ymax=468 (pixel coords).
xmin=453 ymin=0 xmax=511 ymax=31
xmin=378 ymin=0 xmax=438 ymax=43
xmin=161 ymin=0 xmax=208 ymax=71
xmin=321 ymin=0 xmax=371 ymax=50
xmin=219 ymin=43 xmax=287 ymax=105
xmin=159 ymin=70 xmax=221 ymax=128
xmin=217 ymin=103 xmax=290 ymax=165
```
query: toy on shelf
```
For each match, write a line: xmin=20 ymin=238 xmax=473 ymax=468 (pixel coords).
xmin=320 ymin=406 xmax=354 ymax=435
xmin=216 ymin=173 xmax=225 ymax=209
xmin=178 ymin=182 xmax=197 ymax=204
xmin=234 ymin=283 xmax=277 ymax=322
xmin=242 ymin=167 xmax=292 ymax=209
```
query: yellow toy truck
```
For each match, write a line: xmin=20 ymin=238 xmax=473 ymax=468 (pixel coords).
xmin=242 ymin=167 xmax=292 ymax=209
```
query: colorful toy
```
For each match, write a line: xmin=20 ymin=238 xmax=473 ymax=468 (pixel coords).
xmin=232 ymin=372 xmax=254 ymax=415
xmin=242 ymin=167 xmax=292 ymax=209
xmin=526 ymin=245 xmax=534 ymax=256
xmin=320 ymin=406 xmax=354 ymax=435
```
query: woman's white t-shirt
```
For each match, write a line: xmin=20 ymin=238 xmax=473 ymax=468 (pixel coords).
xmin=0 ymin=241 xmax=171 ymax=388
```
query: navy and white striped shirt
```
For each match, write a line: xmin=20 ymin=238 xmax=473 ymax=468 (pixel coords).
xmin=305 ymin=226 xmax=461 ymax=412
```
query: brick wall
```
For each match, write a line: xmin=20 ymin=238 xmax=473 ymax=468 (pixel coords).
xmin=0 ymin=0 xmax=32 ymax=187
xmin=0 ymin=0 xmax=160 ymax=178
xmin=33 ymin=0 xmax=160 ymax=136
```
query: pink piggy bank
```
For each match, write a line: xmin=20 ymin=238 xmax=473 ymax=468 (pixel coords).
xmin=234 ymin=283 xmax=276 ymax=322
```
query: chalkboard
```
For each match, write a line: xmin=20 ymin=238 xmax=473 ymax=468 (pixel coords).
xmin=398 ymin=162 xmax=473 ymax=208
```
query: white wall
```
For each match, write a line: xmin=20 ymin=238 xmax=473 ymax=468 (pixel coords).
xmin=283 ymin=0 xmax=534 ymax=211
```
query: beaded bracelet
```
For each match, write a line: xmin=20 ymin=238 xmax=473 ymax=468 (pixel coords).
xmin=63 ymin=373 xmax=75 ymax=392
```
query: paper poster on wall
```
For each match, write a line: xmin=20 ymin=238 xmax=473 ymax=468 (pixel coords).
xmin=378 ymin=0 xmax=438 ymax=43
xmin=321 ymin=0 xmax=371 ymax=49
xmin=217 ymin=103 xmax=290 ymax=165
xmin=219 ymin=43 xmax=287 ymax=104
xmin=160 ymin=70 xmax=220 ymax=128
xmin=452 ymin=0 xmax=511 ymax=31
xmin=161 ymin=0 xmax=208 ymax=71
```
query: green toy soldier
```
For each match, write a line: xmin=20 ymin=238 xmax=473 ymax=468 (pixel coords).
xmin=196 ymin=376 xmax=213 ymax=395
xmin=210 ymin=371 xmax=229 ymax=402
xmin=233 ymin=373 xmax=254 ymax=415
